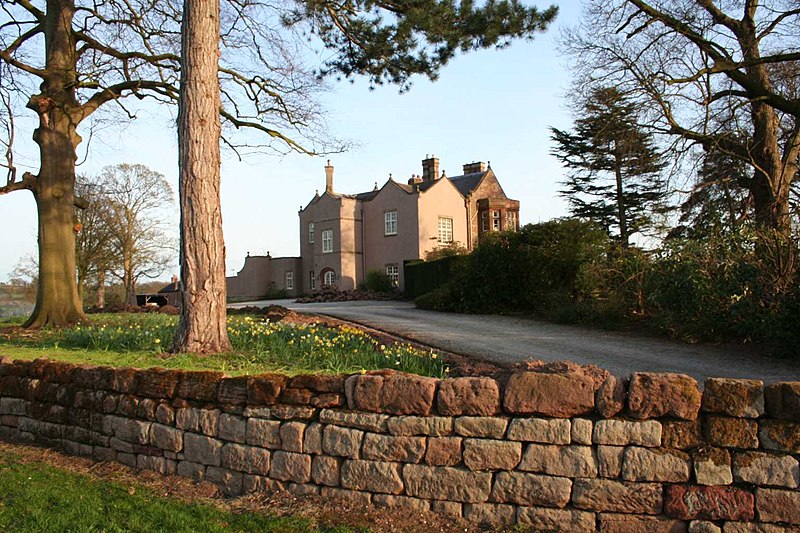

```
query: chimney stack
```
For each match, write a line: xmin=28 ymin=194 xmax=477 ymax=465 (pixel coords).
xmin=325 ymin=160 xmax=334 ymax=193
xmin=421 ymin=155 xmax=440 ymax=182
xmin=463 ymin=161 xmax=486 ymax=174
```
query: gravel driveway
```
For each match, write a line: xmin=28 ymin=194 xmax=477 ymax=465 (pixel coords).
xmin=233 ymin=299 xmax=799 ymax=383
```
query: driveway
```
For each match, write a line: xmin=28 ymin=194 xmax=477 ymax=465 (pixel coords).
xmin=232 ymin=299 xmax=799 ymax=383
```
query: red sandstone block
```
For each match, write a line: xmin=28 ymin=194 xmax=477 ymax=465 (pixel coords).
xmin=0 ymin=376 xmax=24 ymax=397
xmin=108 ymin=367 xmax=138 ymax=394
xmin=350 ymin=372 xmax=437 ymax=416
xmin=176 ymin=371 xmax=225 ymax=402
xmin=756 ymin=488 xmax=800 ymax=525
xmin=310 ymin=393 xmax=343 ymax=409
xmin=137 ymin=368 xmax=179 ymax=398
xmin=503 ymin=371 xmax=595 ymax=417
xmin=247 ymin=373 xmax=287 ymax=406
xmin=279 ymin=387 xmax=314 ymax=405
xmin=664 ymin=485 xmax=754 ymax=521
xmin=764 ymin=382 xmax=800 ymax=421
xmin=218 ymin=376 xmax=248 ymax=404
xmin=289 ymin=374 xmax=345 ymax=393
xmin=437 ymin=377 xmax=500 ymax=416
xmin=42 ymin=361 xmax=79 ymax=384
xmin=72 ymin=365 xmax=99 ymax=388
xmin=627 ymin=373 xmax=701 ymax=420
xmin=28 ymin=359 xmax=50 ymax=378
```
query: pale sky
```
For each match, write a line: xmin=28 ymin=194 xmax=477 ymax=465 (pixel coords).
xmin=0 ymin=0 xmax=581 ymax=282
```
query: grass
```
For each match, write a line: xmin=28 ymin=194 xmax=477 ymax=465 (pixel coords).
xmin=0 ymin=449 xmax=354 ymax=533
xmin=0 ymin=313 xmax=448 ymax=378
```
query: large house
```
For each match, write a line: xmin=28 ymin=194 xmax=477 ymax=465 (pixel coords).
xmin=227 ymin=155 xmax=519 ymax=299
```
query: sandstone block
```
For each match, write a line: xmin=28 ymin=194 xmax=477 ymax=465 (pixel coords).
xmin=598 ymin=445 xmax=624 ymax=478
xmin=111 ymin=417 xmax=151 ymax=445
xmin=270 ymin=405 xmax=316 ymax=420
xmin=431 ymin=500 xmax=462 ymax=517
xmin=205 ymin=466 xmax=243 ymax=496
xmin=150 ymin=423 xmax=183 ymax=453
xmin=593 ymin=419 xmax=662 ymax=447
xmin=221 ymin=443 xmax=270 ymax=475
xmin=403 ymin=464 xmax=491 ymax=503
xmin=245 ymin=419 xmax=281 ymax=449
xmin=242 ymin=474 xmax=285 ymax=494
xmin=463 ymin=439 xmax=521 ymax=471
xmin=705 ymin=416 xmax=758 ymax=449
xmin=176 ymin=408 xmax=219 ymax=436
xmin=463 ymin=503 xmax=515 ymax=528
xmin=177 ymin=460 xmax=206 ymax=481
xmin=437 ymin=377 xmax=500 ymax=416
xmin=290 ymin=373 xmax=345 ymax=393
xmin=490 ymin=472 xmax=571 ymax=508
xmin=312 ymin=455 xmax=340 ymax=486
xmin=176 ymin=371 xmax=224 ymax=402
xmin=217 ymin=376 xmax=248 ymax=404
xmin=722 ymin=522 xmax=795 ymax=533
xmin=764 ymin=382 xmax=800 ymax=421
xmin=155 ymin=403 xmax=175 ymax=426
xmin=759 ymin=420 xmax=800 ymax=453
xmin=304 ymin=422 xmax=323 ymax=454
xmin=286 ymin=482 xmax=320 ymax=496
xmin=454 ymin=416 xmax=507 ymax=438
xmin=627 ymin=372 xmax=701 ymax=420
xmin=373 ymin=494 xmax=430 ymax=512
xmin=340 ymin=459 xmax=403 ymax=494
xmin=183 ymin=433 xmax=222 ymax=466
xmin=279 ymin=387 xmax=313 ymax=405
xmin=311 ymin=393 xmax=343 ymax=409
xmin=247 ymin=373 xmax=286 ymax=406
xmin=425 ymin=436 xmax=462 ymax=466
xmin=598 ymin=513 xmax=688 ymax=532
xmin=320 ymin=487 xmax=371 ymax=505
xmin=689 ymin=521 xmax=722 ymax=533
xmin=137 ymin=455 xmax=174 ymax=476
xmin=362 ymin=433 xmax=425 ymax=463
xmin=137 ymin=368 xmax=179 ymax=398
xmin=279 ymin=421 xmax=305 ymax=453
xmin=733 ymin=452 xmax=799 ymax=488
xmin=572 ymin=479 xmax=663 ymax=514
xmin=622 ymin=446 xmax=691 ymax=482
xmin=503 ymin=371 xmax=595 ymax=417
xmin=387 ymin=416 xmax=452 ymax=436
xmin=572 ymin=418 xmax=593 ymax=444
xmin=322 ymin=425 xmax=363 ymax=458
xmin=519 ymin=444 xmax=597 ymax=478
xmin=516 ymin=507 xmax=596 ymax=531
xmin=663 ymin=420 xmax=703 ymax=450
xmin=665 ymin=485 xmax=754 ymax=521
xmin=0 ymin=398 xmax=30 ymax=416
xmin=693 ymin=446 xmax=732 ymax=486
xmin=506 ymin=417 xmax=570 ymax=444
xmin=596 ymin=375 xmax=627 ymax=418
xmin=318 ymin=409 xmax=388 ymax=432
xmin=107 ymin=367 xmax=138 ymax=393
xmin=269 ymin=451 xmax=311 ymax=483
xmin=348 ymin=373 xmax=438 ymax=415
xmin=755 ymin=488 xmax=800 ymax=525
xmin=703 ymin=378 xmax=764 ymax=418
xmin=218 ymin=414 xmax=246 ymax=443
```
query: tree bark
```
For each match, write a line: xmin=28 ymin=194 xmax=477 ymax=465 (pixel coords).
xmin=613 ymin=146 xmax=629 ymax=247
xmin=96 ymin=270 xmax=105 ymax=309
xmin=24 ymin=0 xmax=85 ymax=328
xmin=173 ymin=0 xmax=231 ymax=353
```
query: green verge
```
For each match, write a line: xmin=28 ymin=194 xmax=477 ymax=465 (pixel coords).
xmin=0 ymin=313 xmax=447 ymax=378
xmin=0 ymin=451 xmax=353 ymax=533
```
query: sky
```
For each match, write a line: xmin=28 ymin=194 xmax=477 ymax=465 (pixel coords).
xmin=0 ymin=0 xmax=582 ymax=282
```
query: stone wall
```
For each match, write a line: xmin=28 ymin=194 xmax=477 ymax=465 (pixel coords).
xmin=1 ymin=356 xmax=798 ymax=531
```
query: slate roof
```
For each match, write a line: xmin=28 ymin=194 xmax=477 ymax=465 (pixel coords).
xmin=448 ymin=171 xmax=487 ymax=196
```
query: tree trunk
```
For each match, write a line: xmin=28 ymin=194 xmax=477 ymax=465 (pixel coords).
xmin=24 ymin=0 xmax=85 ymax=328
xmin=173 ymin=0 xmax=231 ymax=353
xmin=96 ymin=270 xmax=105 ymax=309
xmin=613 ymin=149 xmax=629 ymax=247
xmin=123 ymin=262 xmax=136 ymax=306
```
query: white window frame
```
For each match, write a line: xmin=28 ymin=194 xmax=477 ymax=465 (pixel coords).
xmin=309 ymin=270 xmax=316 ymax=291
xmin=285 ymin=271 xmax=294 ymax=290
xmin=384 ymin=210 xmax=397 ymax=236
xmin=492 ymin=210 xmax=501 ymax=231
xmin=438 ymin=217 xmax=454 ymax=244
xmin=506 ymin=211 xmax=517 ymax=231
xmin=322 ymin=229 xmax=333 ymax=253
xmin=308 ymin=222 xmax=315 ymax=243
xmin=323 ymin=270 xmax=336 ymax=286
xmin=385 ymin=265 xmax=399 ymax=287
xmin=480 ymin=211 xmax=488 ymax=232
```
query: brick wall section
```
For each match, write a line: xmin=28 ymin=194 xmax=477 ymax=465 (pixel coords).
xmin=1 ymin=356 xmax=799 ymax=531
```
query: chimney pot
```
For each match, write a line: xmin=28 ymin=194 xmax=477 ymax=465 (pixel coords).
xmin=325 ymin=161 xmax=334 ymax=193
xmin=421 ymin=155 xmax=440 ymax=182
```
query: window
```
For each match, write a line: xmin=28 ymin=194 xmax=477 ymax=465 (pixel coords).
xmin=385 ymin=264 xmax=399 ymax=287
xmin=308 ymin=222 xmax=315 ymax=243
xmin=438 ymin=217 xmax=453 ymax=243
xmin=285 ymin=271 xmax=294 ymax=290
xmin=323 ymin=270 xmax=336 ymax=286
xmin=384 ymin=210 xmax=397 ymax=236
xmin=506 ymin=211 xmax=517 ymax=231
xmin=309 ymin=270 xmax=316 ymax=291
xmin=492 ymin=210 xmax=501 ymax=231
xmin=480 ymin=211 xmax=488 ymax=232
xmin=322 ymin=229 xmax=333 ymax=253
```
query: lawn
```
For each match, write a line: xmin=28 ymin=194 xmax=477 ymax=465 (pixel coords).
xmin=0 ymin=313 xmax=447 ymax=378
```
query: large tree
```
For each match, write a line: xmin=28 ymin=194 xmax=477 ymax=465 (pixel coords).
xmin=551 ymin=87 xmax=667 ymax=246
xmin=560 ymin=0 xmax=800 ymax=237
xmin=0 ymin=0 xmax=557 ymax=329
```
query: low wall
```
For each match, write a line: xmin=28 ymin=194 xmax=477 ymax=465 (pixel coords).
xmin=1 ymin=356 xmax=798 ymax=531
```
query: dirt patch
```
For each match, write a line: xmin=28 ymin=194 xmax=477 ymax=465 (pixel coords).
xmin=0 ymin=440 xmax=489 ymax=532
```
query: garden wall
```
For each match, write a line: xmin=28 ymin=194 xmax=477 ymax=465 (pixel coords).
xmin=1 ymin=356 xmax=799 ymax=531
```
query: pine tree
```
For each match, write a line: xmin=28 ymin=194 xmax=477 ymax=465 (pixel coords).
xmin=550 ymin=87 xmax=666 ymax=246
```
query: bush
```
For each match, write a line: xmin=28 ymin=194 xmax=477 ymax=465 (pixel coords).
xmin=361 ymin=270 xmax=395 ymax=293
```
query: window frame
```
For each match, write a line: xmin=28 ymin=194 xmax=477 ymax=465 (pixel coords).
xmin=492 ymin=210 xmax=501 ymax=231
xmin=323 ymin=270 xmax=336 ymax=286
xmin=285 ymin=271 xmax=294 ymax=290
xmin=385 ymin=264 xmax=399 ymax=287
xmin=384 ymin=210 xmax=398 ymax=236
xmin=308 ymin=222 xmax=315 ymax=244
xmin=309 ymin=270 xmax=316 ymax=291
xmin=438 ymin=217 xmax=454 ymax=244
xmin=321 ymin=229 xmax=333 ymax=253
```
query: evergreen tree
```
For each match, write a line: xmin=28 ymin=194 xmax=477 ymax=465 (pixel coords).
xmin=550 ymin=87 xmax=666 ymax=246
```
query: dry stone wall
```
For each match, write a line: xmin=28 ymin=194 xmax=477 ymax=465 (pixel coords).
xmin=1 ymin=356 xmax=799 ymax=532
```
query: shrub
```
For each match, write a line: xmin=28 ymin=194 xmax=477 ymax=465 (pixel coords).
xmin=361 ymin=270 xmax=395 ymax=293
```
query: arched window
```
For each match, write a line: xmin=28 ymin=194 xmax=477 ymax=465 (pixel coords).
xmin=323 ymin=270 xmax=336 ymax=287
